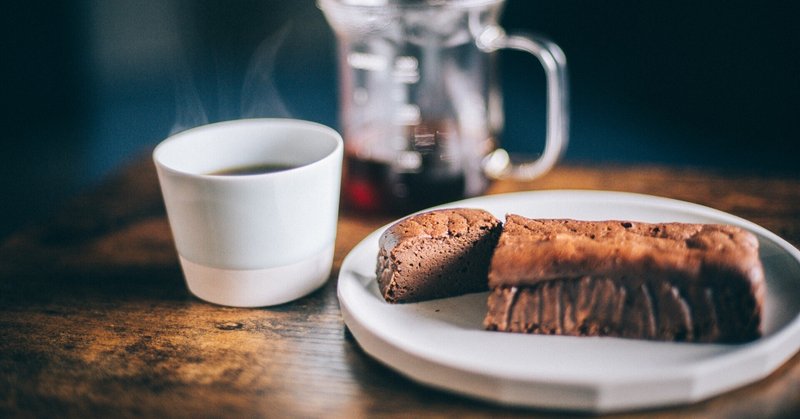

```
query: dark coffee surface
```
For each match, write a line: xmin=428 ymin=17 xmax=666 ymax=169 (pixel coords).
xmin=208 ymin=163 xmax=295 ymax=176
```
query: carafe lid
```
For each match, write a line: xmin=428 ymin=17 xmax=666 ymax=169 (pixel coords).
xmin=319 ymin=0 xmax=501 ymax=8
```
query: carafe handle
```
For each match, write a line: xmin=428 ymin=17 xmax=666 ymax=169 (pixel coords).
xmin=478 ymin=26 xmax=569 ymax=180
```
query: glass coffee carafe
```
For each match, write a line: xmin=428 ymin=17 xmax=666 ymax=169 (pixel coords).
xmin=319 ymin=0 xmax=568 ymax=214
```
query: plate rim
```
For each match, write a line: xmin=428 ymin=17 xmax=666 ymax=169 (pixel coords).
xmin=337 ymin=189 xmax=800 ymax=412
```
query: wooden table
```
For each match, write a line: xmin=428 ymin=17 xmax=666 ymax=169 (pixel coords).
xmin=2 ymin=157 xmax=799 ymax=418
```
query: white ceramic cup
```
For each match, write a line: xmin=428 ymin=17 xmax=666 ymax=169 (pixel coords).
xmin=153 ymin=118 xmax=343 ymax=307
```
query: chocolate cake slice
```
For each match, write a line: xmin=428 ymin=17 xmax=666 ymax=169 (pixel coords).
xmin=484 ymin=215 xmax=765 ymax=343
xmin=377 ymin=208 xmax=502 ymax=303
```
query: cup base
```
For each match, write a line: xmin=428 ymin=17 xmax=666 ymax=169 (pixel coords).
xmin=179 ymin=245 xmax=334 ymax=307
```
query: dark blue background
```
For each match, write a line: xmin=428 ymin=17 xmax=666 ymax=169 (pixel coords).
xmin=3 ymin=0 xmax=798 ymax=238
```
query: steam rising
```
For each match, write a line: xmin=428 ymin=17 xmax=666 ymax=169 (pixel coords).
xmin=171 ymin=58 xmax=208 ymax=135
xmin=170 ymin=24 xmax=291 ymax=135
xmin=241 ymin=24 xmax=291 ymax=119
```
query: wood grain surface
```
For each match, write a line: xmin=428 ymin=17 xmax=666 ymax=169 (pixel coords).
xmin=1 ymin=157 xmax=799 ymax=418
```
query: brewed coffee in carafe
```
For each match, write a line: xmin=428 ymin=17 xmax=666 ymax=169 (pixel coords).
xmin=320 ymin=0 xmax=568 ymax=214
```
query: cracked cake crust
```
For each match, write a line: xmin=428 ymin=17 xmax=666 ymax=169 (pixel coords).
xmin=484 ymin=215 xmax=765 ymax=343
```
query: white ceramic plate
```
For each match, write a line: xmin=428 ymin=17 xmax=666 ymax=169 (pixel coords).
xmin=337 ymin=190 xmax=800 ymax=413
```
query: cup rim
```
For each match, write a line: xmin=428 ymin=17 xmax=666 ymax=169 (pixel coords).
xmin=153 ymin=118 xmax=343 ymax=181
